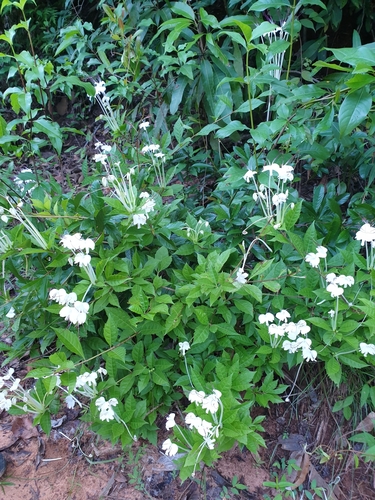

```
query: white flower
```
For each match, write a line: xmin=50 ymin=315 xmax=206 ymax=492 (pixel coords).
xmin=359 ymin=342 xmax=375 ymax=357
xmin=263 ymin=163 xmax=280 ymax=175
xmin=278 ymin=164 xmax=294 ymax=182
xmin=243 ymin=170 xmax=256 ymax=182
xmin=179 ymin=341 xmax=190 ymax=356
xmin=95 ymin=80 xmax=106 ymax=95
xmin=139 ymin=121 xmax=150 ymax=130
xmin=6 ymin=307 xmax=15 ymax=319
xmin=154 ymin=152 xmax=165 ymax=159
xmin=316 ymin=246 xmax=328 ymax=258
xmin=195 ymin=418 xmax=213 ymax=437
xmin=185 ymin=412 xmax=199 ymax=429
xmin=59 ymin=301 xmax=89 ymax=325
xmin=188 ymin=390 xmax=205 ymax=405
xmin=268 ymin=323 xmax=285 ymax=338
xmin=302 ymin=347 xmax=317 ymax=362
xmin=75 ymin=372 xmax=97 ymax=388
xmin=259 ymin=312 xmax=275 ymax=325
xmin=305 ymin=253 xmax=320 ymax=268
xmin=272 ymin=193 xmax=288 ymax=206
xmin=282 ymin=340 xmax=300 ymax=353
xmin=204 ymin=436 xmax=216 ymax=449
xmin=284 ymin=322 xmax=300 ymax=340
xmin=235 ymin=268 xmax=248 ymax=284
xmin=139 ymin=192 xmax=150 ymax=199
xmin=202 ymin=391 xmax=221 ymax=414
xmin=49 ymin=288 xmax=66 ymax=304
xmin=142 ymin=199 xmax=156 ymax=214
xmin=162 ymin=438 xmax=178 ymax=456
xmin=328 ymin=310 xmax=335 ymax=318
xmin=65 ymin=292 xmax=78 ymax=305
xmin=276 ymin=310 xmax=290 ymax=322
xmin=1 ymin=215 xmax=9 ymax=223
xmin=79 ymin=238 xmax=95 ymax=254
xmin=296 ymin=320 xmax=310 ymax=336
xmin=9 ymin=378 xmax=20 ymax=391
xmin=0 ymin=391 xmax=12 ymax=411
xmin=97 ymin=367 xmax=107 ymax=376
xmin=334 ymin=275 xmax=354 ymax=288
xmin=95 ymin=396 xmax=118 ymax=422
xmin=93 ymin=153 xmax=108 ymax=165
xmin=74 ymin=252 xmax=91 ymax=267
xmin=148 ymin=144 xmax=160 ymax=153
xmin=60 ymin=233 xmax=82 ymax=251
xmin=133 ymin=213 xmax=147 ymax=228
xmin=166 ymin=413 xmax=176 ymax=430
xmin=355 ymin=223 xmax=375 ymax=245
xmin=326 ymin=283 xmax=344 ymax=298
xmin=326 ymin=273 xmax=337 ymax=283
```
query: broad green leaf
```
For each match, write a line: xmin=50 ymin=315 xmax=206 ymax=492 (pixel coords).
xmin=233 ymin=20 xmax=252 ymax=45
xmin=196 ymin=123 xmax=220 ymax=136
xmin=215 ymin=120 xmax=249 ymax=139
xmin=34 ymin=118 xmax=62 ymax=154
xmin=251 ymin=21 xmax=279 ymax=40
xmin=307 ymin=317 xmax=332 ymax=331
xmin=284 ymin=201 xmax=302 ymax=230
xmin=329 ymin=43 xmax=375 ymax=68
xmin=171 ymin=2 xmax=195 ymax=21
xmin=312 ymin=184 xmax=325 ymax=213
xmin=54 ymin=328 xmax=84 ymax=357
xmin=340 ymin=354 xmax=368 ymax=369
xmin=338 ymin=88 xmax=372 ymax=137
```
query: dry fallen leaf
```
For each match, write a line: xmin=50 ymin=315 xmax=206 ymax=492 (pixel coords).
xmin=11 ymin=416 xmax=39 ymax=440
xmin=287 ymin=451 xmax=310 ymax=490
xmin=355 ymin=412 xmax=375 ymax=432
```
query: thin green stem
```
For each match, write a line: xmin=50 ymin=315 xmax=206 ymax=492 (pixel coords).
xmin=285 ymin=0 xmax=297 ymax=81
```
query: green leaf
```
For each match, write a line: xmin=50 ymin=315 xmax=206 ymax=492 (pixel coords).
xmin=193 ymin=324 xmax=209 ymax=344
xmin=103 ymin=316 xmax=118 ymax=347
xmin=171 ymin=2 xmax=195 ymax=21
xmin=284 ymin=201 xmax=302 ymax=230
xmin=54 ymin=328 xmax=84 ymax=357
xmin=326 ymin=357 xmax=342 ymax=385
xmin=338 ymin=88 xmax=372 ymax=137
xmin=132 ymin=342 xmax=144 ymax=363
xmin=307 ymin=317 xmax=332 ymax=331
xmin=250 ymin=0 xmax=290 ymax=10
xmin=34 ymin=118 xmax=62 ymax=155
xmin=340 ymin=354 xmax=368 ymax=369
xmin=215 ymin=120 xmax=249 ymax=139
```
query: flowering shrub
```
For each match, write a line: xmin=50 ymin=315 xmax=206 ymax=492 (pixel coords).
xmin=1 ymin=0 xmax=375 ymax=481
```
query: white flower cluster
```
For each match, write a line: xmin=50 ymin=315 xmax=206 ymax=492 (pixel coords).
xmin=359 ymin=342 xmax=375 ymax=357
xmin=305 ymin=245 xmax=328 ymax=268
xmin=0 ymin=368 xmax=44 ymax=414
xmin=49 ymin=288 xmax=90 ymax=326
xmin=93 ymin=142 xmax=156 ymax=228
xmin=355 ymin=223 xmax=375 ymax=246
xmin=162 ymin=389 xmax=222 ymax=461
xmin=95 ymin=396 xmax=118 ymax=422
xmin=325 ymin=272 xmax=354 ymax=298
xmin=93 ymin=81 xmax=119 ymax=132
xmin=60 ymin=233 xmax=95 ymax=267
xmin=243 ymin=163 xmax=294 ymax=228
xmin=259 ymin=310 xmax=317 ymax=361
xmin=355 ymin=223 xmax=375 ymax=269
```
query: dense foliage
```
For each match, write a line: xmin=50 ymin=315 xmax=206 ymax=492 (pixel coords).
xmin=1 ymin=0 xmax=375 ymax=486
